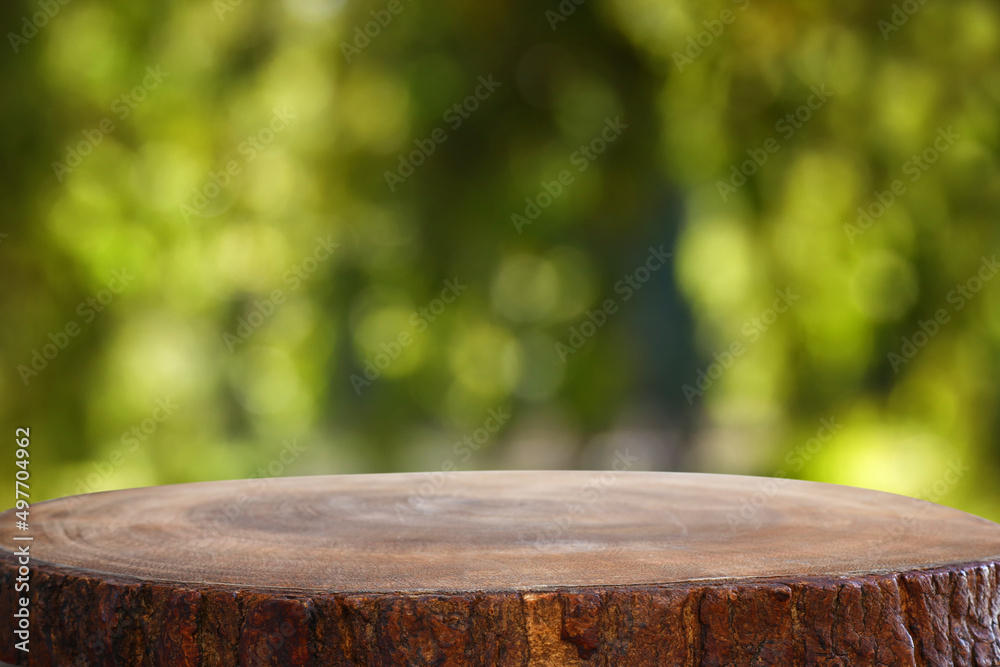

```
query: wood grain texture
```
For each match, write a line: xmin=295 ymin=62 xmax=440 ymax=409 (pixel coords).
xmin=0 ymin=471 xmax=998 ymax=666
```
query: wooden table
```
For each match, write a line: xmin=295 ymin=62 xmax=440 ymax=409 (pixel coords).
xmin=2 ymin=471 xmax=999 ymax=665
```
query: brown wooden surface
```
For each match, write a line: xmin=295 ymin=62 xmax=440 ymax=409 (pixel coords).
xmin=1 ymin=471 xmax=999 ymax=665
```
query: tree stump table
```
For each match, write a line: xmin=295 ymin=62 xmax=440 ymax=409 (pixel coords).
xmin=2 ymin=471 xmax=999 ymax=666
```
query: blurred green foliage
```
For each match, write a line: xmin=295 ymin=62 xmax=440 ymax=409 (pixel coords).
xmin=2 ymin=0 xmax=999 ymax=520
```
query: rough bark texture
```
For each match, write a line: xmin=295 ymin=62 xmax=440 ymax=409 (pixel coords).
xmin=0 ymin=472 xmax=998 ymax=665
xmin=1 ymin=560 xmax=1000 ymax=665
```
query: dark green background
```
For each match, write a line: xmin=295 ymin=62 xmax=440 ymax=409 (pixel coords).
xmin=2 ymin=0 xmax=999 ymax=521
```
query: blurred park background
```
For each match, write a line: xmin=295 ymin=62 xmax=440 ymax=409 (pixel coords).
xmin=2 ymin=0 xmax=1000 ymax=521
